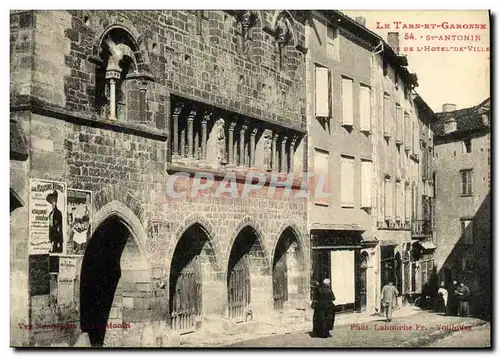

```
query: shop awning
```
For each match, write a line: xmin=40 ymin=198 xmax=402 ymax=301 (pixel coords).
xmin=415 ymin=241 xmax=437 ymax=251
xmin=10 ymin=120 xmax=28 ymax=161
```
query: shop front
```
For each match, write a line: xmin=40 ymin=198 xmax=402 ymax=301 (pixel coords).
xmin=311 ymin=230 xmax=363 ymax=313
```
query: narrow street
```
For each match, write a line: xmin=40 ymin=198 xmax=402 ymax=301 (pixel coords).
xmin=227 ymin=311 xmax=489 ymax=348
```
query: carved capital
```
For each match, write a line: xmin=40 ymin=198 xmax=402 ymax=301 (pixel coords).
xmin=281 ymin=135 xmax=288 ymax=144
xmin=188 ymin=105 xmax=197 ymax=120
xmin=229 ymin=121 xmax=237 ymax=131
xmin=202 ymin=110 xmax=212 ymax=124
xmin=251 ymin=128 xmax=258 ymax=136
xmin=173 ymin=102 xmax=184 ymax=117
xmin=290 ymin=135 xmax=298 ymax=147
xmin=105 ymin=69 xmax=122 ymax=80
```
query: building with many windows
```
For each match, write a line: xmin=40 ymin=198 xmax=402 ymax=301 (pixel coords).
xmin=306 ymin=11 xmax=438 ymax=315
xmin=433 ymin=98 xmax=491 ymax=318
xmin=306 ymin=11 xmax=375 ymax=314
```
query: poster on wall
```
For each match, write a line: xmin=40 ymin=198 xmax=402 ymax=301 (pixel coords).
xmin=28 ymin=179 xmax=67 ymax=255
xmin=66 ymin=189 xmax=92 ymax=255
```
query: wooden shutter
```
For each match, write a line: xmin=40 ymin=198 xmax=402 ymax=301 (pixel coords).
xmin=361 ymin=161 xmax=372 ymax=208
xmin=315 ymin=66 xmax=329 ymax=117
xmin=360 ymin=86 xmax=371 ymax=131
xmin=328 ymin=69 xmax=332 ymax=118
xmin=341 ymin=157 xmax=354 ymax=206
xmin=342 ymin=78 xmax=353 ymax=126
xmin=314 ymin=149 xmax=329 ymax=205
xmin=384 ymin=179 xmax=393 ymax=219
xmin=383 ymin=95 xmax=391 ymax=136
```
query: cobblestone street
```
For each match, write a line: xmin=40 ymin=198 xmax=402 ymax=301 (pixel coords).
xmin=226 ymin=311 xmax=489 ymax=348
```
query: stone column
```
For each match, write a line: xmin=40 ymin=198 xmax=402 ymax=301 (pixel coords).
xmin=250 ymin=128 xmax=257 ymax=167
xmin=228 ymin=122 xmax=236 ymax=166
xmin=180 ymin=126 xmax=186 ymax=158
xmin=201 ymin=112 xmax=210 ymax=161
xmin=172 ymin=102 xmax=183 ymax=158
xmin=139 ymin=80 xmax=148 ymax=123
xmin=289 ymin=135 xmax=297 ymax=173
xmin=272 ymin=132 xmax=279 ymax=171
xmin=187 ymin=106 xmax=196 ymax=159
xmin=281 ymin=135 xmax=288 ymax=173
xmin=239 ymin=123 xmax=248 ymax=167
xmin=106 ymin=69 xmax=121 ymax=120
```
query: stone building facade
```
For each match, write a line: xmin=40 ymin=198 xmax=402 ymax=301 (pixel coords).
xmin=433 ymin=98 xmax=491 ymax=318
xmin=305 ymin=11 xmax=376 ymax=315
xmin=371 ymin=32 xmax=437 ymax=308
xmin=10 ymin=10 xmax=309 ymax=347
xmin=304 ymin=11 xmax=437 ymax=316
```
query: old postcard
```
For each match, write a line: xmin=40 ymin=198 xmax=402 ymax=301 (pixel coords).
xmin=10 ymin=9 xmax=490 ymax=348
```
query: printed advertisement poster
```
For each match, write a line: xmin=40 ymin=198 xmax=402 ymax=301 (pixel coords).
xmin=28 ymin=179 xmax=67 ymax=255
xmin=66 ymin=189 xmax=92 ymax=255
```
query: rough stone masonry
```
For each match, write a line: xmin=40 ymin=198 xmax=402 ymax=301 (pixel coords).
xmin=10 ymin=10 xmax=310 ymax=347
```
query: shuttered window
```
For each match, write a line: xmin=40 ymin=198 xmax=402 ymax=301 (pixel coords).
xmin=314 ymin=149 xmax=329 ymax=206
xmin=341 ymin=78 xmax=354 ymax=126
xmin=315 ymin=66 xmax=331 ymax=118
xmin=361 ymin=160 xmax=372 ymax=208
xmin=383 ymin=94 xmax=391 ymax=136
xmin=341 ymin=156 xmax=355 ymax=207
xmin=360 ymin=85 xmax=371 ymax=132
xmin=396 ymin=104 xmax=403 ymax=143
xmin=384 ymin=178 xmax=393 ymax=219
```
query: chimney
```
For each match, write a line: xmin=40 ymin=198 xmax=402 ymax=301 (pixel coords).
xmin=355 ymin=16 xmax=366 ymax=26
xmin=387 ymin=32 xmax=399 ymax=55
xmin=442 ymin=103 xmax=457 ymax=112
xmin=442 ymin=103 xmax=457 ymax=134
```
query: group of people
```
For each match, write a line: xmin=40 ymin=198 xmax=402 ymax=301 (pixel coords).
xmin=310 ymin=278 xmax=472 ymax=337
xmin=437 ymin=280 xmax=471 ymax=316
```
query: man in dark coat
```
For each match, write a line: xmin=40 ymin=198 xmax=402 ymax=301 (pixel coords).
xmin=47 ymin=191 xmax=63 ymax=253
xmin=447 ymin=280 xmax=459 ymax=316
xmin=312 ymin=278 xmax=336 ymax=338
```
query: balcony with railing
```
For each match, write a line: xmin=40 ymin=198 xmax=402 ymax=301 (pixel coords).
xmin=411 ymin=219 xmax=433 ymax=238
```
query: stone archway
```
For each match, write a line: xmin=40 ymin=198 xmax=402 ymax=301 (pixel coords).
xmin=79 ymin=214 xmax=148 ymax=347
xmin=272 ymin=226 xmax=304 ymax=311
xmin=226 ymin=225 xmax=270 ymax=322
xmin=168 ymin=223 xmax=220 ymax=333
xmin=79 ymin=200 xmax=149 ymax=347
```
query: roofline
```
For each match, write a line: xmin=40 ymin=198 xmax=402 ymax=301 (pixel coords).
xmin=320 ymin=11 xmax=416 ymax=87
xmin=413 ymin=93 xmax=438 ymax=122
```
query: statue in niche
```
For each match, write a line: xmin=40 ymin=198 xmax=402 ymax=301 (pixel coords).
xmin=104 ymin=36 xmax=136 ymax=72
xmin=263 ymin=130 xmax=272 ymax=169
xmin=275 ymin=16 xmax=290 ymax=45
xmin=215 ymin=118 xmax=226 ymax=163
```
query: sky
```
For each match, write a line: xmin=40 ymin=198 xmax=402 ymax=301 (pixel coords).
xmin=341 ymin=10 xmax=490 ymax=113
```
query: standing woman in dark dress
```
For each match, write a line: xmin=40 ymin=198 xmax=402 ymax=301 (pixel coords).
xmin=312 ymin=279 xmax=336 ymax=338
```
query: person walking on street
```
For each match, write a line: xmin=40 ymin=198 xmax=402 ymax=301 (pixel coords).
xmin=381 ymin=281 xmax=399 ymax=322
xmin=457 ymin=282 xmax=471 ymax=316
xmin=447 ymin=280 xmax=459 ymax=316
xmin=311 ymin=278 xmax=336 ymax=338
xmin=437 ymin=281 xmax=448 ymax=314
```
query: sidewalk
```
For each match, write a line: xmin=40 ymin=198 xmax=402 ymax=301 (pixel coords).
xmin=179 ymin=305 xmax=422 ymax=347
